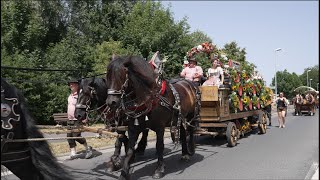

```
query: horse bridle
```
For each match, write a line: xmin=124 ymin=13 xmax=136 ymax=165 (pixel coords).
xmin=107 ymin=73 xmax=157 ymax=124
xmin=75 ymin=86 xmax=111 ymax=125
xmin=1 ymin=86 xmax=30 ymax=164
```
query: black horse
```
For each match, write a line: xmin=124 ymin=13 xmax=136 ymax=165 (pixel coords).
xmin=105 ymin=56 xmax=200 ymax=180
xmin=1 ymin=78 xmax=73 ymax=180
xmin=74 ymin=77 xmax=149 ymax=172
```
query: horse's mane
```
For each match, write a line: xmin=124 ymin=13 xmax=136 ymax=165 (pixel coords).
xmin=107 ymin=56 xmax=157 ymax=104
xmin=1 ymin=78 xmax=74 ymax=180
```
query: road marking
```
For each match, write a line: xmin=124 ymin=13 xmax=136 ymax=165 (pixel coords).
xmin=305 ymin=162 xmax=319 ymax=180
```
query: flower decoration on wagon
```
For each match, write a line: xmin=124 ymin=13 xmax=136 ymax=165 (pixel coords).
xmin=231 ymin=82 xmax=241 ymax=92
xmin=186 ymin=42 xmax=215 ymax=59
xmin=251 ymin=95 xmax=260 ymax=110
xmin=229 ymin=92 xmax=240 ymax=113
xmin=253 ymin=79 xmax=264 ymax=95
xmin=229 ymin=68 xmax=240 ymax=83
xmin=241 ymin=93 xmax=251 ymax=111
xmin=241 ymin=70 xmax=249 ymax=81
xmin=259 ymin=92 xmax=267 ymax=108
xmin=244 ymin=79 xmax=255 ymax=95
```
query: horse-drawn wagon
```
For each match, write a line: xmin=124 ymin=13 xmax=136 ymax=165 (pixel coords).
xmin=293 ymin=86 xmax=317 ymax=116
xmin=195 ymin=85 xmax=268 ymax=147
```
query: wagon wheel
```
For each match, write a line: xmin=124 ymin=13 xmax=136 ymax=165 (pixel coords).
xmin=258 ymin=112 xmax=267 ymax=134
xmin=226 ymin=122 xmax=238 ymax=147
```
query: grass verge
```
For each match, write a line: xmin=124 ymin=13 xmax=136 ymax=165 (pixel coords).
xmin=40 ymin=124 xmax=171 ymax=156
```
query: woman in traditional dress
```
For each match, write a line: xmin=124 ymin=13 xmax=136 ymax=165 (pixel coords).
xmin=202 ymin=58 xmax=224 ymax=86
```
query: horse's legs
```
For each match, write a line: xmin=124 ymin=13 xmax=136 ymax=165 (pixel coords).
xmin=180 ymin=123 xmax=191 ymax=161
xmin=106 ymin=131 xmax=128 ymax=172
xmin=4 ymin=159 xmax=44 ymax=180
xmin=135 ymin=128 xmax=149 ymax=155
xmin=119 ymin=124 xmax=139 ymax=180
xmin=152 ymin=128 xmax=165 ymax=179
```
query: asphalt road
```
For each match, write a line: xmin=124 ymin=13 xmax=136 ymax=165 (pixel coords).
xmin=3 ymin=106 xmax=319 ymax=180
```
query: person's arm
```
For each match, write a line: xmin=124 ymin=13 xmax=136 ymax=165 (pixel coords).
xmin=180 ymin=68 xmax=186 ymax=78
xmin=284 ymin=98 xmax=289 ymax=106
xmin=194 ymin=66 xmax=203 ymax=78
xmin=198 ymin=66 xmax=203 ymax=76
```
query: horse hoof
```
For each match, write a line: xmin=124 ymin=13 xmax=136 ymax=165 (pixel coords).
xmin=106 ymin=161 xmax=115 ymax=172
xmin=180 ymin=154 xmax=190 ymax=162
xmin=152 ymin=171 xmax=164 ymax=179
xmin=152 ymin=163 xmax=165 ymax=179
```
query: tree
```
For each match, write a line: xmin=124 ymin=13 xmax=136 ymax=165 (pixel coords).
xmin=299 ymin=65 xmax=319 ymax=90
xmin=93 ymin=40 xmax=140 ymax=74
xmin=188 ymin=30 xmax=212 ymax=47
xmin=121 ymin=1 xmax=184 ymax=58
xmin=271 ymin=70 xmax=303 ymax=98
xmin=120 ymin=0 xmax=194 ymax=79
xmin=221 ymin=41 xmax=247 ymax=64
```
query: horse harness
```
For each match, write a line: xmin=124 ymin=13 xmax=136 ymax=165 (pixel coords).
xmin=75 ymin=85 xmax=111 ymax=126
xmin=1 ymin=86 xmax=31 ymax=164
xmin=107 ymin=73 xmax=201 ymax=145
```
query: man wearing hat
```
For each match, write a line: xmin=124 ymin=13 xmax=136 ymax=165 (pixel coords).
xmin=180 ymin=58 xmax=203 ymax=86
xmin=67 ymin=79 xmax=93 ymax=159
xmin=182 ymin=60 xmax=189 ymax=69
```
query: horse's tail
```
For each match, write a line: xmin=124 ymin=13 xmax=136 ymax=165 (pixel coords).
xmin=18 ymin=91 xmax=75 ymax=180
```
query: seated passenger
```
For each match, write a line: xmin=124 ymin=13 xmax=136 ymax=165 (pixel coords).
xmin=180 ymin=57 xmax=203 ymax=86
xmin=202 ymin=58 xmax=224 ymax=86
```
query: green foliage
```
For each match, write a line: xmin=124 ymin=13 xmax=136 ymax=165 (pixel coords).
xmin=93 ymin=40 xmax=140 ymax=74
xmin=271 ymin=65 xmax=319 ymax=97
xmin=299 ymin=65 xmax=319 ymax=89
xmin=188 ymin=30 xmax=212 ymax=47
xmin=221 ymin=41 xmax=247 ymax=64
xmin=271 ymin=70 xmax=303 ymax=98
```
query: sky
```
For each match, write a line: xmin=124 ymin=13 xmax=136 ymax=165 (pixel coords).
xmin=162 ymin=1 xmax=319 ymax=86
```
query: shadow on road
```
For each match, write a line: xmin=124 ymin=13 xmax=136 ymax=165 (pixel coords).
xmin=194 ymin=128 xmax=265 ymax=149
xmin=78 ymin=144 xmax=207 ymax=180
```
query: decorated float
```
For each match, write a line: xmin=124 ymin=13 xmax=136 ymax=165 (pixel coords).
xmin=185 ymin=42 xmax=273 ymax=147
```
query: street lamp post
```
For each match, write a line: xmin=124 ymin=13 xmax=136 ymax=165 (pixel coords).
xmin=275 ymin=48 xmax=282 ymax=97
xmin=310 ymin=79 xmax=313 ymax=88
xmin=307 ymin=70 xmax=311 ymax=87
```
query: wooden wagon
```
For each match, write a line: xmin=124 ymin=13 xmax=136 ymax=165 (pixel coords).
xmin=195 ymin=86 xmax=268 ymax=147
